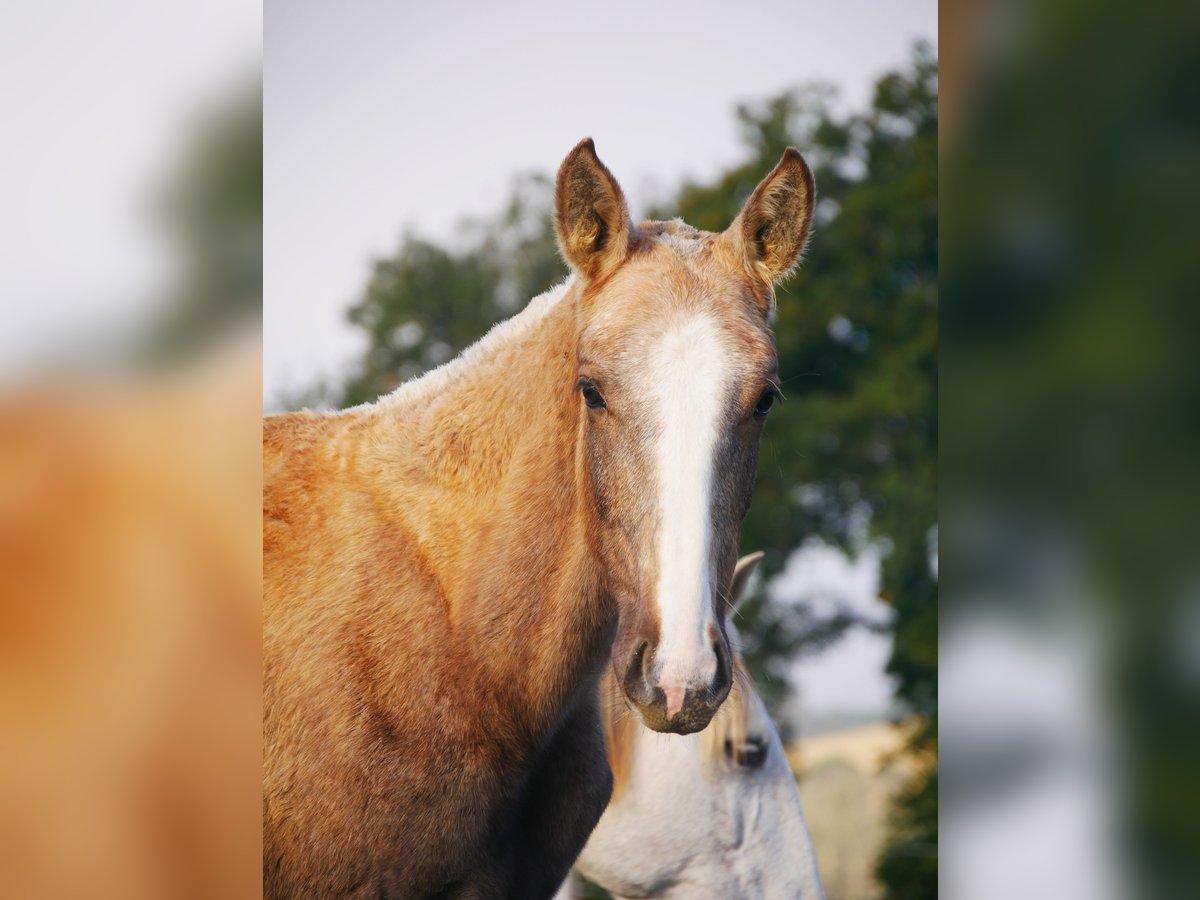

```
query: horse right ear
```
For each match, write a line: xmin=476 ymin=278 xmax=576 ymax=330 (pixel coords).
xmin=555 ymin=138 xmax=632 ymax=282
xmin=724 ymin=148 xmax=815 ymax=311
xmin=729 ymin=551 xmax=765 ymax=611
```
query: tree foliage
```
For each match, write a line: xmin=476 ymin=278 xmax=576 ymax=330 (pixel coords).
xmin=148 ymin=82 xmax=263 ymax=361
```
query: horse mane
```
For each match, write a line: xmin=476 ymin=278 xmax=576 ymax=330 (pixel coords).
xmin=343 ymin=277 xmax=576 ymax=414
xmin=638 ymin=218 xmax=712 ymax=259
xmin=601 ymin=654 xmax=754 ymax=800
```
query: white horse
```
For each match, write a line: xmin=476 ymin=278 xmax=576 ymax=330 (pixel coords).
xmin=557 ymin=553 xmax=825 ymax=899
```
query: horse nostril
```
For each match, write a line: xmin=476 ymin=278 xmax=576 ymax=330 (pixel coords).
xmin=623 ymin=640 xmax=653 ymax=698
xmin=635 ymin=640 xmax=652 ymax=679
xmin=710 ymin=640 xmax=731 ymax=697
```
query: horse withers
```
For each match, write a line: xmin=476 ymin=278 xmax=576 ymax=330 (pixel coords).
xmin=262 ymin=139 xmax=815 ymax=898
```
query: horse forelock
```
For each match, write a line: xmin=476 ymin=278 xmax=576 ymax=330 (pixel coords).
xmin=638 ymin=218 xmax=713 ymax=259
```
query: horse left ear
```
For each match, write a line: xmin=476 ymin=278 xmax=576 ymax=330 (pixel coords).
xmin=725 ymin=148 xmax=815 ymax=307
xmin=554 ymin=138 xmax=633 ymax=282
xmin=729 ymin=551 xmax=765 ymax=612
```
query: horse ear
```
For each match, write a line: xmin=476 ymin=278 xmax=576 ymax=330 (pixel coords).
xmin=725 ymin=148 xmax=815 ymax=306
xmin=729 ymin=551 xmax=765 ymax=611
xmin=554 ymin=138 xmax=632 ymax=282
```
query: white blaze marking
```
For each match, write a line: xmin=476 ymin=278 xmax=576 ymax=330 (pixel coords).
xmin=649 ymin=314 xmax=730 ymax=692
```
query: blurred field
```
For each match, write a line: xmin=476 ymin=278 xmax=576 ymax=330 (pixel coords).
xmin=790 ymin=722 xmax=916 ymax=900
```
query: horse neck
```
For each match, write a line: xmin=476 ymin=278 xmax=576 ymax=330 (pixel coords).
xmin=363 ymin=281 xmax=611 ymax=726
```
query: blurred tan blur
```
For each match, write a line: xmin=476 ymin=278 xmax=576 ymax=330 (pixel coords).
xmin=0 ymin=345 xmax=262 ymax=900
xmin=0 ymin=3 xmax=261 ymax=896
xmin=790 ymin=722 xmax=923 ymax=900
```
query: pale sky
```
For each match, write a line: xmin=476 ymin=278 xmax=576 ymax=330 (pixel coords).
xmin=770 ymin=540 xmax=897 ymax=721
xmin=0 ymin=0 xmax=259 ymax=379
xmin=264 ymin=0 xmax=937 ymax=405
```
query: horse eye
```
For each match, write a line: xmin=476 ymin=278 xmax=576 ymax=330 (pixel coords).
xmin=733 ymin=736 xmax=769 ymax=769
xmin=753 ymin=388 xmax=778 ymax=419
xmin=579 ymin=379 xmax=606 ymax=410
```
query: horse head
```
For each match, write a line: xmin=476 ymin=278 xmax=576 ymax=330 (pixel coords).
xmin=554 ymin=138 xmax=814 ymax=735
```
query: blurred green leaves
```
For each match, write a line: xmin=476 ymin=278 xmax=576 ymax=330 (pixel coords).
xmin=339 ymin=175 xmax=563 ymax=407
xmin=149 ymin=80 xmax=262 ymax=361
xmin=943 ymin=0 xmax=1200 ymax=894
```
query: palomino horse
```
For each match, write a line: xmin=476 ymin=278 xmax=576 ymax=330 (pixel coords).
xmin=558 ymin=554 xmax=825 ymax=899
xmin=263 ymin=139 xmax=814 ymax=898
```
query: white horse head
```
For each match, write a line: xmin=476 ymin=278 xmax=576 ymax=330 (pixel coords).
xmin=561 ymin=553 xmax=825 ymax=899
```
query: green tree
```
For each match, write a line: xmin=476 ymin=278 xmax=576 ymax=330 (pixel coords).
xmin=149 ymin=81 xmax=263 ymax=361
xmin=339 ymin=174 xmax=563 ymax=407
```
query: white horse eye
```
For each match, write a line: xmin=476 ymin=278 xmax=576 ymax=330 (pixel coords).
xmin=728 ymin=736 xmax=769 ymax=769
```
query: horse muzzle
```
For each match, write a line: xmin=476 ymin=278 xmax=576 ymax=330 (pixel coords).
xmin=618 ymin=636 xmax=733 ymax=734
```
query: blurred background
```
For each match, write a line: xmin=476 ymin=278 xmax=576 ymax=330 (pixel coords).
xmin=265 ymin=2 xmax=937 ymax=897
xmin=941 ymin=1 xmax=1200 ymax=898
xmin=1 ymin=1 xmax=261 ymax=897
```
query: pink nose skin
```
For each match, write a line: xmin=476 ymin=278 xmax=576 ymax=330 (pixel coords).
xmin=663 ymin=685 xmax=686 ymax=720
